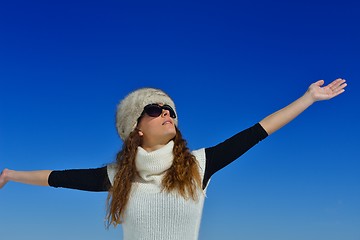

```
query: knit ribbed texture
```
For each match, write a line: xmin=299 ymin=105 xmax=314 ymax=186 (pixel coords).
xmin=107 ymin=142 xmax=207 ymax=240
xmin=135 ymin=141 xmax=174 ymax=185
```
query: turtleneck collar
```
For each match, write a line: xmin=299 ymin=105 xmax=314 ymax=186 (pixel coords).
xmin=135 ymin=140 xmax=174 ymax=182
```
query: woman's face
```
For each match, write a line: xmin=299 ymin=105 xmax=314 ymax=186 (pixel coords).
xmin=137 ymin=105 xmax=176 ymax=150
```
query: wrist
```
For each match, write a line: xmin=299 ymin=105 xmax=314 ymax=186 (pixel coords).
xmin=302 ymin=91 xmax=316 ymax=106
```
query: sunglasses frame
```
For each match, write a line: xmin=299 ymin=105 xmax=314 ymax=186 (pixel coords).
xmin=142 ymin=104 xmax=176 ymax=119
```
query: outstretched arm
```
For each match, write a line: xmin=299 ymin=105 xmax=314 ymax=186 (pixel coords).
xmin=0 ymin=168 xmax=52 ymax=189
xmin=259 ymin=78 xmax=347 ymax=135
xmin=1 ymin=167 xmax=111 ymax=191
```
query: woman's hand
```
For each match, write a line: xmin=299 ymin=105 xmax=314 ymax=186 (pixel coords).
xmin=0 ymin=168 xmax=10 ymax=189
xmin=306 ymin=78 xmax=347 ymax=102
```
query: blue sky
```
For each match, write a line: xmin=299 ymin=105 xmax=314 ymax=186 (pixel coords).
xmin=0 ymin=0 xmax=359 ymax=239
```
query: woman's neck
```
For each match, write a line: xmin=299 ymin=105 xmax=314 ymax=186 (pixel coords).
xmin=141 ymin=143 xmax=168 ymax=152
xmin=141 ymin=138 xmax=174 ymax=152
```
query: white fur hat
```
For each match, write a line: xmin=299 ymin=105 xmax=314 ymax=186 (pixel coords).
xmin=116 ymin=88 xmax=178 ymax=141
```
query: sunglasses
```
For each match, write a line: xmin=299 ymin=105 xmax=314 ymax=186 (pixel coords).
xmin=142 ymin=104 xmax=176 ymax=119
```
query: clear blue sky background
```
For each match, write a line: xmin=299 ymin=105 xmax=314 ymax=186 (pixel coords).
xmin=1 ymin=1 xmax=359 ymax=239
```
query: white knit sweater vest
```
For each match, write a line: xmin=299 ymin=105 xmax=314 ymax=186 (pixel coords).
xmin=107 ymin=141 xmax=207 ymax=240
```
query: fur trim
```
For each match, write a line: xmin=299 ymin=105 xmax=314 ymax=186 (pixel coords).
xmin=116 ymin=88 xmax=177 ymax=141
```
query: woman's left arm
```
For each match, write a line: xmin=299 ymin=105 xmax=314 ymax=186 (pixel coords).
xmin=259 ymin=78 xmax=347 ymax=135
xmin=202 ymin=78 xmax=346 ymax=189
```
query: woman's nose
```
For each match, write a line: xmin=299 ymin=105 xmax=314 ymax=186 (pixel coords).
xmin=161 ymin=109 xmax=169 ymax=117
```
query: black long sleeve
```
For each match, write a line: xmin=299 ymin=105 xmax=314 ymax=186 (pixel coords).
xmin=48 ymin=166 xmax=111 ymax=192
xmin=48 ymin=123 xmax=267 ymax=192
xmin=203 ymin=123 xmax=268 ymax=189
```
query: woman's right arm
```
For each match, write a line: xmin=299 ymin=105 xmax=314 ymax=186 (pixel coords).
xmin=0 ymin=167 xmax=111 ymax=192
xmin=0 ymin=168 xmax=51 ymax=189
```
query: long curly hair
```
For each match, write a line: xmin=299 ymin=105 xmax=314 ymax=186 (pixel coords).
xmin=106 ymin=127 xmax=202 ymax=227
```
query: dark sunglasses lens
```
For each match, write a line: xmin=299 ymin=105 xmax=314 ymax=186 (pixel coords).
xmin=144 ymin=105 xmax=162 ymax=117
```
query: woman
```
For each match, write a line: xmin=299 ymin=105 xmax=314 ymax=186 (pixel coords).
xmin=0 ymin=78 xmax=347 ymax=240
